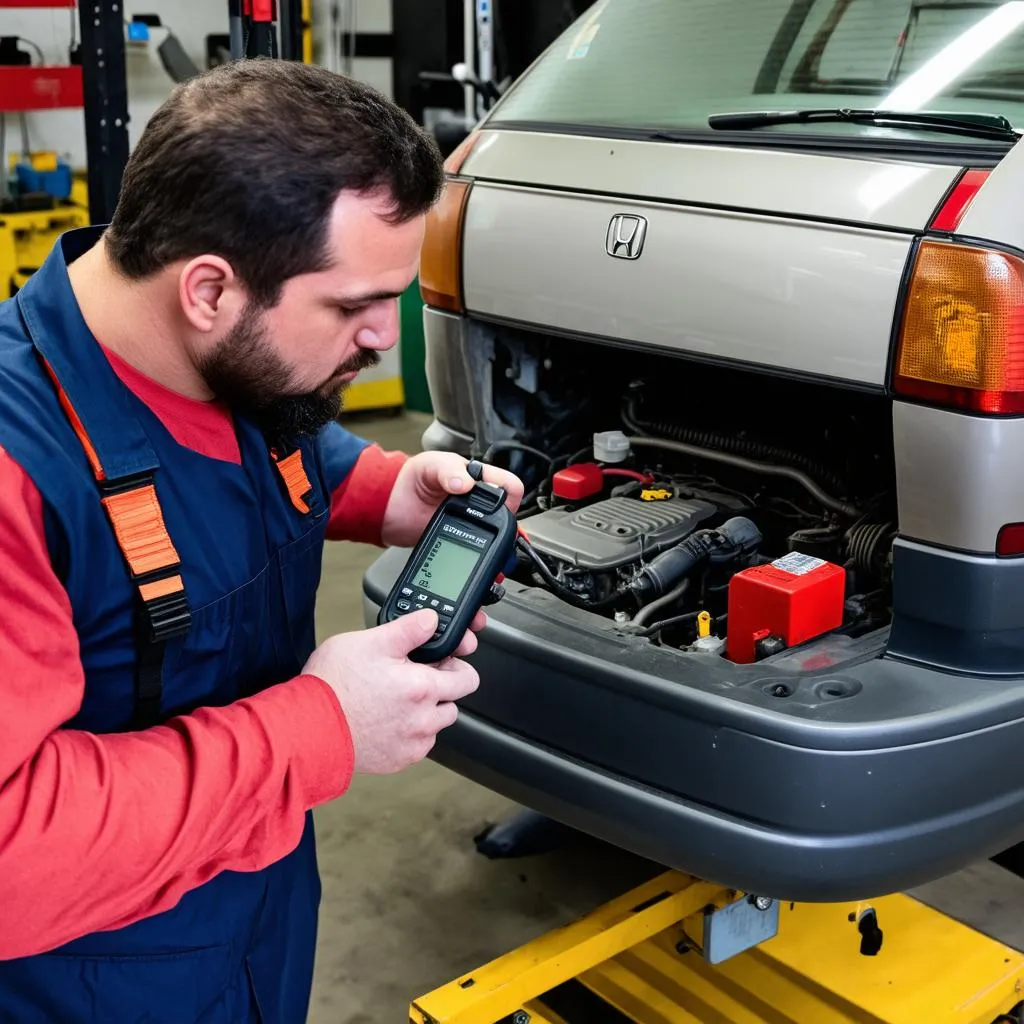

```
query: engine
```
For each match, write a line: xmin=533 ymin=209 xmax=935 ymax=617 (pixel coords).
xmin=478 ymin=334 xmax=897 ymax=661
xmin=505 ymin=430 xmax=894 ymax=660
xmin=522 ymin=496 xmax=718 ymax=572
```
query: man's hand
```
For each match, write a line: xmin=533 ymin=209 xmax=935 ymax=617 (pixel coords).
xmin=380 ymin=451 xmax=524 ymax=549
xmin=303 ymin=609 xmax=482 ymax=775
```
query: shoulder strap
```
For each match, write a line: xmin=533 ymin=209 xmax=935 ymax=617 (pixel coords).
xmin=42 ymin=358 xmax=191 ymax=729
xmin=270 ymin=445 xmax=314 ymax=514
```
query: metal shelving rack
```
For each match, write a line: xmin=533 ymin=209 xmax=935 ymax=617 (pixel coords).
xmin=0 ymin=0 xmax=128 ymax=224
xmin=78 ymin=0 xmax=129 ymax=224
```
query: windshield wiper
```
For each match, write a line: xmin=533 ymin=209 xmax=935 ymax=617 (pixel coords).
xmin=707 ymin=108 xmax=1019 ymax=141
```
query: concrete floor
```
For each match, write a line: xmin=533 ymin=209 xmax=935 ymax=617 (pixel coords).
xmin=307 ymin=409 xmax=1024 ymax=1023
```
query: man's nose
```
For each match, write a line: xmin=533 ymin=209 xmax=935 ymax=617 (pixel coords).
xmin=354 ymin=299 xmax=399 ymax=350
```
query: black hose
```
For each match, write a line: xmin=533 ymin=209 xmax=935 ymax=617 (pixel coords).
xmin=845 ymin=521 xmax=895 ymax=575
xmin=624 ymin=398 xmax=846 ymax=495
xmin=624 ymin=431 xmax=862 ymax=519
xmin=483 ymin=440 xmax=554 ymax=467
xmin=636 ymin=611 xmax=700 ymax=637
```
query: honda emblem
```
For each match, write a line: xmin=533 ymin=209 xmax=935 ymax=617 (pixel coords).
xmin=606 ymin=214 xmax=647 ymax=260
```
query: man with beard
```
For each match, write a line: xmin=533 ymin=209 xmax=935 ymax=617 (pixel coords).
xmin=0 ymin=59 xmax=522 ymax=1022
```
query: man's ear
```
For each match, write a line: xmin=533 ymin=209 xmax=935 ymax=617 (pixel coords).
xmin=179 ymin=255 xmax=243 ymax=332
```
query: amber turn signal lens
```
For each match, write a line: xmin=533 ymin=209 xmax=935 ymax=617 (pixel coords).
xmin=418 ymin=132 xmax=481 ymax=312
xmin=443 ymin=130 xmax=480 ymax=175
xmin=419 ymin=178 xmax=472 ymax=312
xmin=893 ymin=240 xmax=1024 ymax=413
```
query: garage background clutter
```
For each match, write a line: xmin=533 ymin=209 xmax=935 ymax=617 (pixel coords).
xmin=0 ymin=0 xmax=595 ymax=414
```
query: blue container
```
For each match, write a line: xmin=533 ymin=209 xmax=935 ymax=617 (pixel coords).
xmin=14 ymin=161 xmax=74 ymax=201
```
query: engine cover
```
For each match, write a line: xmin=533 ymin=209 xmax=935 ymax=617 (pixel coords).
xmin=525 ymin=496 xmax=717 ymax=570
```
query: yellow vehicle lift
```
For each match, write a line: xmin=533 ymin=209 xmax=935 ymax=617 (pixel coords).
xmin=411 ymin=870 xmax=1024 ymax=1024
xmin=0 ymin=203 xmax=90 ymax=300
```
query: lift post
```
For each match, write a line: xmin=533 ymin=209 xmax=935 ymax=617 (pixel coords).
xmin=411 ymin=870 xmax=1024 ymax=1024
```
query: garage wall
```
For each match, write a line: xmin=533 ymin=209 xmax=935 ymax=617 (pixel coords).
xmin=2 ymin=0 xmax=394 ymax=168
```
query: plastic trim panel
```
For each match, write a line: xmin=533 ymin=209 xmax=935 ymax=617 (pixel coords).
xmin=364 ymin=546 xmax=1024 ymax=901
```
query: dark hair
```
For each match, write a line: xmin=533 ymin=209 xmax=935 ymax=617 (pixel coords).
xmin=105 ymin=59 xmax=444 ymax=305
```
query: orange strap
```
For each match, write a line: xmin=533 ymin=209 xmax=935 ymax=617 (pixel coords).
xmin=42 ymin=357 xmax=190 ymax=726
xmin=139 ymin=574 xmax=185 ymax=602
xmin=274 ymin=449 xmax=312 ymax=514
xmin=43 ymin=358 xmax=184 ymax=595
xmin=101 ymin=485 xmax=182 ymax=578
xmin=42 ymin=360 xmax=105 ymax=481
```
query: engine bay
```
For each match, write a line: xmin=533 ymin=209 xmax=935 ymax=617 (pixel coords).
xmin=478 ymin=330 xmax=897 ymax=663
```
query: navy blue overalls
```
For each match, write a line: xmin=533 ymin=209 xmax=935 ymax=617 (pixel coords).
xmin=0 ymin=227 xmax=370 ymax=1022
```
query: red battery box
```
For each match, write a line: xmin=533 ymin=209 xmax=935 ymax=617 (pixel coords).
xmin=727 ymin=554 xmax=846 ymax=664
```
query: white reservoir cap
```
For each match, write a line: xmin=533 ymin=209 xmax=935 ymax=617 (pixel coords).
xmin=594 ymin=430 xmax=630 ymax=464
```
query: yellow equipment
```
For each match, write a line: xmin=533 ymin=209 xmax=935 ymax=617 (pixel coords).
xmin=1 ymin=152 xmax=90 ymax=300
xmin=302 ymin=0 xmax=313 ymax=64
xmin=0 ymin=205 xmax=90 ymax=300
xmin=412 ymin=870 xmax=1024 ymax=1024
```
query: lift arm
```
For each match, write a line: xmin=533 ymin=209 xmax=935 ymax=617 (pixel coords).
xmin=411 ymin=870 xmax=1024 ymax=1024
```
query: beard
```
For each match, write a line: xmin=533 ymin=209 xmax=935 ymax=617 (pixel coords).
xmin=197 ymin=300 xmax=380 ymax=447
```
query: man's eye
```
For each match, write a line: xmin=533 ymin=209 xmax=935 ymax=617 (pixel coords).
xmin=339 ymin=306 xmax=365 ymax=317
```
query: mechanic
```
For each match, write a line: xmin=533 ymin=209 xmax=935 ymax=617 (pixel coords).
xmin=0 ymin=59 xmax=522 ymax=1021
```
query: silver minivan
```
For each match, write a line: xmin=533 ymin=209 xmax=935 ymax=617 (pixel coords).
xmin=365 ymin=0 xmax=1024 ymax=901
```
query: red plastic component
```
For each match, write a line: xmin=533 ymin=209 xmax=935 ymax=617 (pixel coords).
xmin=930 ymin=168 xmax=990 ymax=232
xmin=727 ymin=555 xmax=846 ymax=664
xmin=0 ymin=0 xmax=75 ymax=6
xmin=997 ymin=523 xmax=1024 ymax=556
xmin=602 ymin=468 xmax=653 ymax=483
xmin=0 ymin=67 xmax=83 ymax=112
xmin=552 ymin=462 xmax=604 ymax=501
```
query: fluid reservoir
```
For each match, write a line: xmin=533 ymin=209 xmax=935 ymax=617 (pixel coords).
xmin=593 ymin=430 xmax=630 ymax=463
xmin=691 ymin=610 xmax=726 ymax=655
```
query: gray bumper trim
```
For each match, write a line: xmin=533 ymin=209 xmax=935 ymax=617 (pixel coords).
xmin=889 ymin=538 xmax=1024 ymax=674
xmin=435 ymin=711 xmax=1023 ymax=902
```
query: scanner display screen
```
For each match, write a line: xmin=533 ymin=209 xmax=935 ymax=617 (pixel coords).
xmin=412 ymin=537 xmax=480 ymax=602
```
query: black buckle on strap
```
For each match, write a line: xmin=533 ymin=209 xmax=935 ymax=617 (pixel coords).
xmin=140 ymin=587 xmax=193 ymax=644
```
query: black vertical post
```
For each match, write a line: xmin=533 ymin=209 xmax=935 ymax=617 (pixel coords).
xmin=78 ymin=0 xmax=130 ymax=225
xmin=279 ymin=0 xmax=303 ymax=61
xmin=228 ymin=0 xmax=245 ymax=60
xmin=393 ymin=0 xmax=457 ymax=120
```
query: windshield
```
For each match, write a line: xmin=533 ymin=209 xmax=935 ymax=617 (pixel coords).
xmin=488 ymin=0 xmax=1024 ymax=142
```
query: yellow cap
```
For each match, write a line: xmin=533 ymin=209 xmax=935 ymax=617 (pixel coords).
xmin=697 ymin=611 xmax=711 ymax=638
xmin=640 ymin=487 xmax=673 ymax=501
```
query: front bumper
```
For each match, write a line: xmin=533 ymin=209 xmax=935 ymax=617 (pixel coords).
xmin=364 ymin=546 xmax=1024 ymax=902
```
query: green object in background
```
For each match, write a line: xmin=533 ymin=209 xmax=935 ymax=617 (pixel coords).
xmin=400 ymin=280 xmax=433 ymax=414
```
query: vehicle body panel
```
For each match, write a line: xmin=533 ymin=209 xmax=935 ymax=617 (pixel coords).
xmin=461 ymin=130 xmax=962 ymax=230
xmin=957 ymin=135 xmax=1024 ymax=247
xmin=461 ymin=182 xmax=914 ymax=385
xmin=893 ymin=402 xmax=1024 ymax=554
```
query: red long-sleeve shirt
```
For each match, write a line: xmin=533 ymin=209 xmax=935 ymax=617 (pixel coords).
xmin=0 ymin=348 xmax=406 ymax=959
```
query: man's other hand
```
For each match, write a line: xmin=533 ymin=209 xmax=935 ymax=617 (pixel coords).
xmin=302 ymin=609 xmax=482 ymax=775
